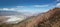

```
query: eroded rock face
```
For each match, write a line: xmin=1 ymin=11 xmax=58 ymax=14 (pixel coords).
xmin=0 ymin=8 xmax=60 ymax=27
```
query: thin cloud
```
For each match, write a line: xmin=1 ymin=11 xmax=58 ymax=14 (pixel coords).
xmin=16 ymin=6 xmax=25 ymax=8
xmin=57 ymin=0 xmax=60 ymax=2
xmin=0 ymin=8 xmax=15 ymax=11
xmin=56 ymin=3 xmax=60 ymax=7
xmin=33 ymin=5 xmax=49 ymax=7
xmin=0 ymin=5 xmax=49 ymax=15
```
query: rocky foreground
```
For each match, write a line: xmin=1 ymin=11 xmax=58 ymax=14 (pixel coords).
xmin=0 ymin=8 xmax=60 ymax=27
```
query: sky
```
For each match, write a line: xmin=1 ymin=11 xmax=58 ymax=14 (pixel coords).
xmin=0 ymin=0 xmax=60 ymax=14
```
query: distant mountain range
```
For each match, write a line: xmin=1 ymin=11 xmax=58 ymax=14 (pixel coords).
xmin=0 ymin=10 xmax=22 ymax=16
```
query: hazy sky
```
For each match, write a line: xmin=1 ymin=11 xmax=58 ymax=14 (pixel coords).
xmin=0 ymin=0 xmax=60 ymax=14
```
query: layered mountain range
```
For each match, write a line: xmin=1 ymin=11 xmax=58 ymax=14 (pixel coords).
xmin=0 ymin=10 xmax=22 ymax=16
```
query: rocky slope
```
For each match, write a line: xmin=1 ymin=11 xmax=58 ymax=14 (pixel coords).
xmin=0 ymin=8 xmax=60 ymax=27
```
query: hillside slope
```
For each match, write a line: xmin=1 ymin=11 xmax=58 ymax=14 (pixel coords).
xmin=0 ymin=8 xmax=60 ymax=27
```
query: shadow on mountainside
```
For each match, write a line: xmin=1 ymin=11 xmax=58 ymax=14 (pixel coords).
xmin=0 ymin=8 xmax=60 ymax=27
